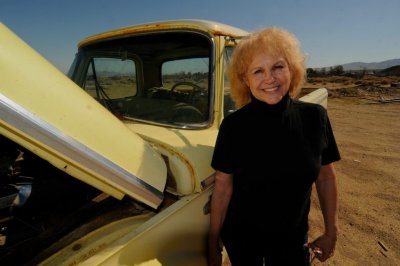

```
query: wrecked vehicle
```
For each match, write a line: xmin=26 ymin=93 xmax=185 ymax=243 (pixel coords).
xmin=0 ymin=20 xmax=328 ymax=265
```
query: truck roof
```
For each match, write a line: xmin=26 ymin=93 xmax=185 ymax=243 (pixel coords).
xmin=78 ymin=19 xmax=249 ymax=48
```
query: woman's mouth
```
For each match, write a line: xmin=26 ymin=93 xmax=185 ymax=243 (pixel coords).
xmin=262 ymin=86 xmax=279 ymax=92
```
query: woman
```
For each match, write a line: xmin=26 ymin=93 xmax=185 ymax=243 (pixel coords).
xmin=207 ymin=27 xmax=340 ymax=266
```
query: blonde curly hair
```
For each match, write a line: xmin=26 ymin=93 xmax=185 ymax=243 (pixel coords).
xmin=228 ymin=26 xmax=306 ymax=108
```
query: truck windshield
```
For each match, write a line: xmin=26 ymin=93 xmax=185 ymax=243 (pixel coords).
xmin=68 ymin=31 xmax=212 ymax=128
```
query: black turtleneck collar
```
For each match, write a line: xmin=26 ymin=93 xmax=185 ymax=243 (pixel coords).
xmin=249 ymin=93 xmax=291 ymax=115
xmin=248 ymin=93 xmax=301 ymax=132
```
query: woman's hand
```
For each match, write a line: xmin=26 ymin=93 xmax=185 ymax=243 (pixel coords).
xmin=313 ymin=163 xmax=339 ymax=261
xmin=307 ymin=233 xmax=337 ymax=262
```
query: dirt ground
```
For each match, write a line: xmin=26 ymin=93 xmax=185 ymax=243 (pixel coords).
xmin=308 ymin=82 xmax=400 ymax=265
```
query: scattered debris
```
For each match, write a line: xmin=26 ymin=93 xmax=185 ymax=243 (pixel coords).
xmin=328 ymin=85 xmax=400 ymax=99
xmin=390 ymin=82 xmax=400 ymax=88
xmin=378 ymin=240 xmax=389 ymax=252
xmin=367 ymin=98 xmax=400 ymax=104
xmin=379 ymin=250 xmax=388 ymax=257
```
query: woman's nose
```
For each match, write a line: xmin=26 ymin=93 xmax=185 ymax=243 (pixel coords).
xmin=262 ymin=70 xmax=275 ymax=83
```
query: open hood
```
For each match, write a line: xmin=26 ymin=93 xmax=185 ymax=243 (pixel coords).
xmin=0 ymin=23 xmax=166 ymax=209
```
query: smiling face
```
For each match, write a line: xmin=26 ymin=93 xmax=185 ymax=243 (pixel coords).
xmin=244 ymin=51 xmax=292 ymax=105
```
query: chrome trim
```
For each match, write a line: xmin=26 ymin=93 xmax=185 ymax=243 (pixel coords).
xmin=0 ymin=93 xmax=164 ymax=206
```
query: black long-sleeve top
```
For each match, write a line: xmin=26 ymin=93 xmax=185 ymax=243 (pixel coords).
xmin=211 ymin=94 xmax=341 ymax=240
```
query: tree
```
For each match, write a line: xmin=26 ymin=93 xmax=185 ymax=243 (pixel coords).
xmin=329 ymin=65 xmax=344 ymax=76
xmin=307 ymin=68 xmax=317 ymax=77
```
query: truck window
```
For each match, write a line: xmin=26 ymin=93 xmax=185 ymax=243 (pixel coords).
xmin=70 ymin=31 xmax=212 ymax=128
xmin=161 ymin=58 xmax=209 ymax=118
xmin=83 ymin=58 xmax=137 ymax=100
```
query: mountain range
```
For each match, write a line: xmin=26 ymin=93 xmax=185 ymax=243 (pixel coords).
xmin=322 ymin=58 xmax=400 ymax=71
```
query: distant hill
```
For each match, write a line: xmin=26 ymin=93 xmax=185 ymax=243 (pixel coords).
xmin=378 ymin=65 xmax=400 ymax=76
xmin=316 ymin=58 xmax=400 ymax=71
xmin=337 ymin=58 xmax=400 ymax=71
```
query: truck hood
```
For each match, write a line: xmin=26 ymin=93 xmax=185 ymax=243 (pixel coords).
xmin=0 ymin=23 xmax=166 ymax=209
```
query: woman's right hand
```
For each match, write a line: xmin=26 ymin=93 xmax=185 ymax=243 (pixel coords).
xmin=207 ymin=244 xmax=222 ymax=266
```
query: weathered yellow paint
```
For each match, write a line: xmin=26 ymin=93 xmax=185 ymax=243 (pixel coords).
xmin=39 ymin=213 xmax=155 ymax=265
xmin=126 ymin=123 xmax=218 ymax=192
xmin=0 ymin=23 xmax=167 ymax=208
xmin=39 ymin=188 xmax=212 ymax=266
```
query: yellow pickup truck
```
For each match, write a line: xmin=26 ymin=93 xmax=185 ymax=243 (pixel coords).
xmin=0 ymin=20 xmax=327 ymax=265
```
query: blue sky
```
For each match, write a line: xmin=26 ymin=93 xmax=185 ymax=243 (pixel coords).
xmin=1 ymin=0 xmax=399 ymax=73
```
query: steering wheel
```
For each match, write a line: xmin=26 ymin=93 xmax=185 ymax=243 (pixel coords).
xmin=170 ymin=81 xmax=203 ymax=101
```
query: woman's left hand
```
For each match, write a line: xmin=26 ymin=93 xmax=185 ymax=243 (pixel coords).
xmin=307 ymin=233 xmax=337 ymax=262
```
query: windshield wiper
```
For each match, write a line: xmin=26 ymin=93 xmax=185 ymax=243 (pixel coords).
xmin=90 ymin=59 xmax=113 ymax=112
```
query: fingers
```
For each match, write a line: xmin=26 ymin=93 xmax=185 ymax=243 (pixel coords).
xmin=305 ymin=241 xmax=335 ymax=262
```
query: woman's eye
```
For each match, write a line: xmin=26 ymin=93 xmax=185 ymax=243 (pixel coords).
xmin=274 ymin=64 xmax=284 ymax=69
xmin=253 ymin=69 xmax=263 ymax=74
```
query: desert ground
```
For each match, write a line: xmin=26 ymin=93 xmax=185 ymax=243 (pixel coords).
xmin=307 ymin=76 xmax=400 ymax=265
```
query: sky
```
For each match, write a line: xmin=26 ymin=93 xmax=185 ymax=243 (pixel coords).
xmin=1 ymin=0 xmax=399 ymax=73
